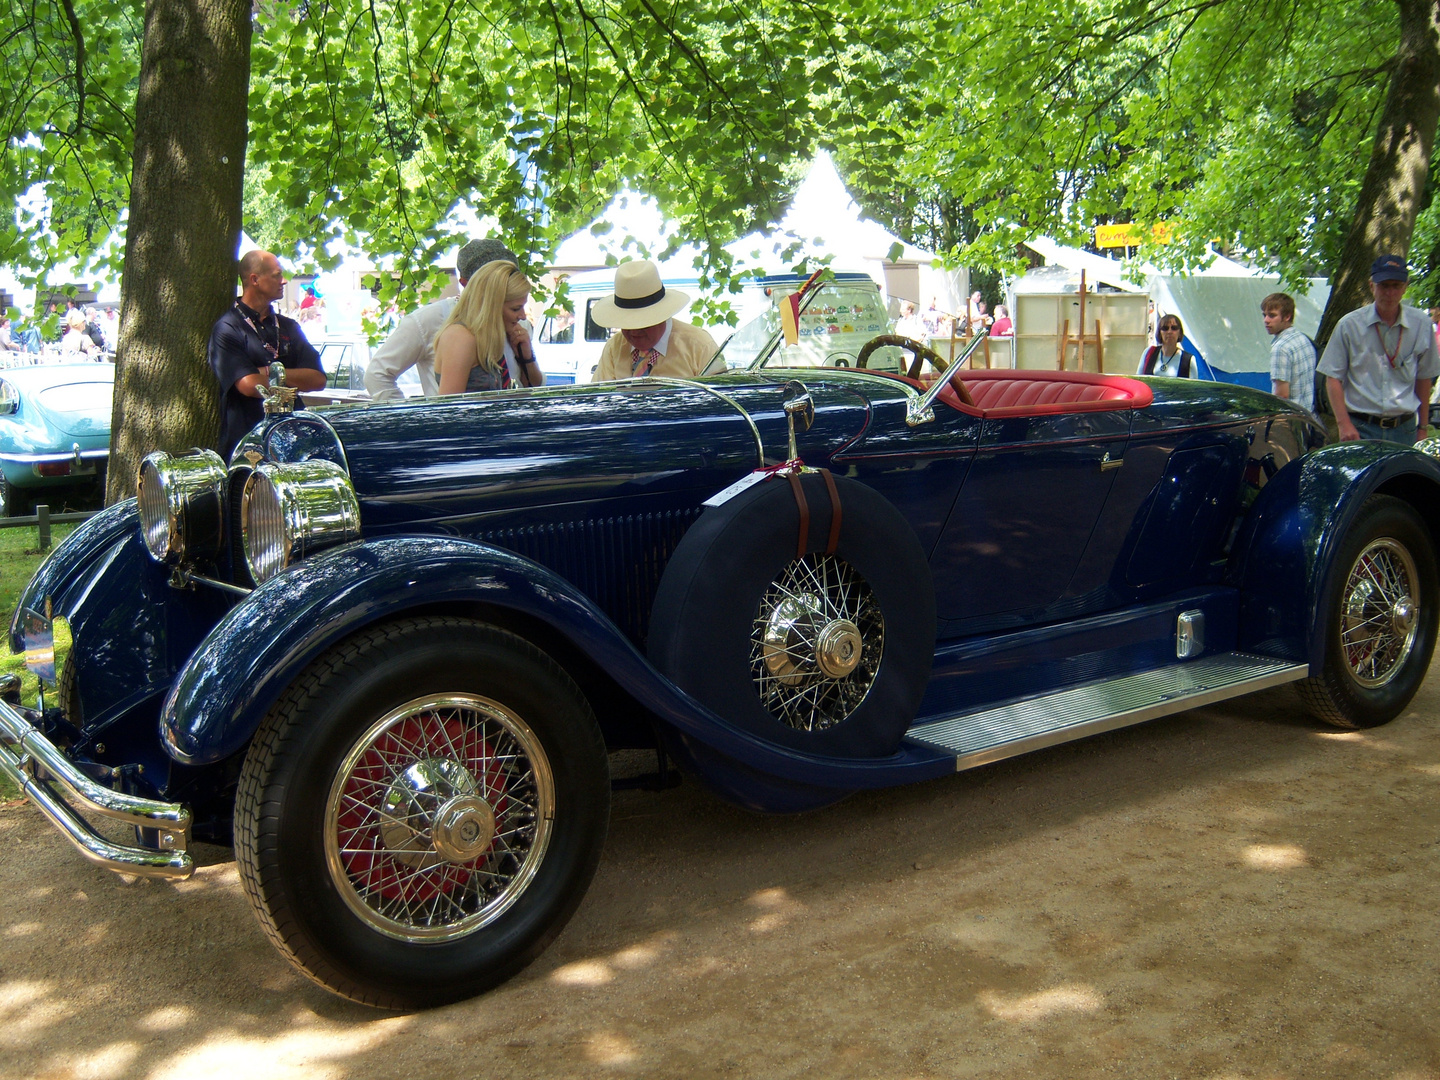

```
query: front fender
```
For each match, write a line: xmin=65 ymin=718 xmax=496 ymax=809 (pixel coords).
xmin=10 ymin=499 xmax=140 ymax=651
xmin=159 ymin=536 xmax=954 ymax=790
xmin=1231 ymin=441 xmax=1440 ymax=666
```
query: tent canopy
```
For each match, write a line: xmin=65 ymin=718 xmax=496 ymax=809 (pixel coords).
xmin=1019 ymin=237 xmax=1329 ymax=381
xmin=550 ymin=153 xmax=958 ymax=313
xmin=1150 ymin=275 xmax=1328 ymax=378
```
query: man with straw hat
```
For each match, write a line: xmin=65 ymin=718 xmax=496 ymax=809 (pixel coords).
xmin=592 ymin=260 xmax=719 ymax=381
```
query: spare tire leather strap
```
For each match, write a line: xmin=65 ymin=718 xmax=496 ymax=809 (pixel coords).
xmin=786 ymin=473 xmax=810 ymax=558
xmin=820 ymin=468 xmax=842 ymax=554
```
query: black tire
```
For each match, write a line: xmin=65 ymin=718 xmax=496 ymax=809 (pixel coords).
xmin=649 ymin=471 xmax=935 ymax=758
xmin=234 ymin=617 xmax=610 ymax=1009
xmin=1296 ymin=495 xmax=1438 ymax=728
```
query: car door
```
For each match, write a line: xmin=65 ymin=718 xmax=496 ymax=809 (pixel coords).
xmin=930 ymin=408 xmax=1131 ymax=630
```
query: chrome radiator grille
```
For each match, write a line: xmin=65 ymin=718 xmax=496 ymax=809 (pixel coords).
xmin=479 ymin=508 xmax=702 ymax=643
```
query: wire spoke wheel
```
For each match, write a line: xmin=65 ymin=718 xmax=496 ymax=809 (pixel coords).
xmin=750 ymin=553 xmax=884 ymax=732
xmin=324 ymin=693 xmax=555 ymax=942
xmin=1340 ymin=537 xmax=1420 ymax=688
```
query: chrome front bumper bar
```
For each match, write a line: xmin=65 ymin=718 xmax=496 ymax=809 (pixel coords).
xmin=0 ymin=700 xmax=193 ymax=878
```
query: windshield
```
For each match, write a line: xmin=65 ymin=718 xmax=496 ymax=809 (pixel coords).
xmin=713 ymin=281 xmax=906 ymax=372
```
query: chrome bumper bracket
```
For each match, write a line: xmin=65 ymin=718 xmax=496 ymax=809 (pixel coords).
xmin=0 ymin=700 xmax=193 ymax=879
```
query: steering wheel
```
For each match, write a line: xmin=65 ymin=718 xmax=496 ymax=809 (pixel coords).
xmin=856 ymin=334 xmax=975 ymax=407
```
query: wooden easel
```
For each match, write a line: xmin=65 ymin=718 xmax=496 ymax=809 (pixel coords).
xmin=948 ymin=323 xmax=993 ymax=368
xmin=1056 ymin=271 xmax=1106 ymax=373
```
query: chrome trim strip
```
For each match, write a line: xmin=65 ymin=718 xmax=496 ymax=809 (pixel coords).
xmin=0 ymin=449 xmax=109 ymax=464
xmin=0 ymin=700 xmax=193 ymax=879
xmin=642 ymin=376 xmax=767 ymax=468
xmin=907 ymin=652 xmax=1309 ymax=772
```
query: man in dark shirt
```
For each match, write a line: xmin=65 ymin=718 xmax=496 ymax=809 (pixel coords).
xmin=208 ymin=249 xmax=327 ymax=458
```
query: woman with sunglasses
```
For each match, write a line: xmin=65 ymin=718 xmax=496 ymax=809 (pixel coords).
xmin=1138 ymin=314 xmax=1199 ymax=378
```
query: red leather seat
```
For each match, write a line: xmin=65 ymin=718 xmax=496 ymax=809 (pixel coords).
xmin=924 ymin=370 xmax=1153 ymax=416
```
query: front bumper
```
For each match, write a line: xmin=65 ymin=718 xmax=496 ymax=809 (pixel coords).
xmin=0 ymin=699 xmax=192 ymax=878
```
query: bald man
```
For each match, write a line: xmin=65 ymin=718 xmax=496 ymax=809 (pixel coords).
xmin=207 ymin=249 xmax=327 ymax=458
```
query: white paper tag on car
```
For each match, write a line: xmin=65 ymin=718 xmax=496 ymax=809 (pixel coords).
xmin=703 ymin=470 xmax=770 ymax=508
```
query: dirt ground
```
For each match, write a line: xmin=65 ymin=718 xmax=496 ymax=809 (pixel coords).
xmin=4 ymin=666 xmax=1440 ymax=1080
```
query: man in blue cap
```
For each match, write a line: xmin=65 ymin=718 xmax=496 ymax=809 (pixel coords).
xmin=1319 ymin=253 xmax=1438 ymax=444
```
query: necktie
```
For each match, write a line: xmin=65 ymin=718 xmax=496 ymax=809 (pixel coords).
xmin=631 ymin=348 xmax=661 ymax=376
xmin=498 ymin=358 xmax=512 ymax=389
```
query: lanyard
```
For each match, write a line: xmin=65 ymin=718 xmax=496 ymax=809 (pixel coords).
xmin=1376 ymin=321 xmax=1403 ymax=368
xmin=234 ymin=303 xmax=280 ymax=361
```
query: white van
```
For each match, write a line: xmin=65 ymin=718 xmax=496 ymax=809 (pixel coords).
xmin=532 ymin=269 xmax=889 ymax=383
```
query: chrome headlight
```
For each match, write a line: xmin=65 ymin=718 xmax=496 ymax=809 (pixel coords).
xmin=137 ymin=450 xmax=227 ymax=564
xmin=242 ymin=460 xmax=361 ymax=585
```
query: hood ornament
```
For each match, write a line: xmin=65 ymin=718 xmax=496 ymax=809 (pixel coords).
xmin=258 ymin=361 xmax=298 ymax=416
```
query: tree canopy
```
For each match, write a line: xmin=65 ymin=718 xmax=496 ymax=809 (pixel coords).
xmin=2 ymin=0 xmax=1439 ymax=489
xmin=831 ymin=0 xmax=1439 ymax=330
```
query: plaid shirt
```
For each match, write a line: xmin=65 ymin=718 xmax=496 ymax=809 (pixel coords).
xmin=1269 ymin=326 xmax=1315 ymax=412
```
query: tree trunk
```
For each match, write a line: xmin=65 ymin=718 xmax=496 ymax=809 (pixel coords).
xmin=106 ymin=0 xmax=251 ymax=504
xmin=1316 ymin=0 xmax=1440 ymax=351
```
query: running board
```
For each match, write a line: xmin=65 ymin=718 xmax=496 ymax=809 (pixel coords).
xmin=906 ymin=652 xmax=1308 ymax=772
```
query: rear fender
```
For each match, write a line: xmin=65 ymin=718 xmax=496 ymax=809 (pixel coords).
xmin=1230 ymin=442 xmax=1440 ymax=667
xmin=159 ymin=536 xmax=954 ymax=792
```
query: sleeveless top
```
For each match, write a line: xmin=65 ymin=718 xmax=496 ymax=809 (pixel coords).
xmin=459 ymin=341 xmax=521 ymax=392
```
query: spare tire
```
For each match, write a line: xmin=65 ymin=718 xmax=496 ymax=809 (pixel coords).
xmin=649 ymin=471 xmax=936 ymax=758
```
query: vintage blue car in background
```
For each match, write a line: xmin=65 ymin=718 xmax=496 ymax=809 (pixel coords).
xmin=2 ymin=280 xmax=1438 ymax=1010
xmin=0 ymin=362 xmax=112 ymax=515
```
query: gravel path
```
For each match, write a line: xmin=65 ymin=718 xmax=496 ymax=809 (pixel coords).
xmin=3 ymin=670 xmax=1439 ymax=1079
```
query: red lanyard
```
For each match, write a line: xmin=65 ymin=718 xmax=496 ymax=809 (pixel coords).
xmin=1376 ymin=322 xmax=1403 ymax=368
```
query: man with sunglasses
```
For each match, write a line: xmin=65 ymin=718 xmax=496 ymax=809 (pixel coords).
xmin=1319 ymin=254 xmax=1438 ymax=444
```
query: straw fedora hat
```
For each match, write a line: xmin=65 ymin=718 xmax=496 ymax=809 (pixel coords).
xmin=590 ymin=260 xmax=690 ymax=330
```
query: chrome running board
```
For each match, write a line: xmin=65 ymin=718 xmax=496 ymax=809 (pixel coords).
xmin=906 ymin=652 xmax=1308 ymax=772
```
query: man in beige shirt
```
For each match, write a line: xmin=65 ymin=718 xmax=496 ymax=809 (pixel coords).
xmin=592 ymin=260 xmax=719 ymax=381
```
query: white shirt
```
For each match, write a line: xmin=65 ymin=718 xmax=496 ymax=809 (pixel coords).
xmin=364 ymin=297 xmax=455 ymax=400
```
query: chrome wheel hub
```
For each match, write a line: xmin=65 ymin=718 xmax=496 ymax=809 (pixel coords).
xmin=815 ymin=620 xmax=862 ymax=678
xmin=379 ymin=758 xmax=482 ymax=868
xmin=325 ymin=695 xmax=554 ymax=942
xmin=432 ymin=796 xmax=498 ymax=863
xmin=1341 ymin=538 xmax=1421 ymax=688
xmin=751 ymin=553 xmax=883 ymax=732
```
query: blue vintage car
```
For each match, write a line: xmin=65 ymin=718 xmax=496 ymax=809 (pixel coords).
xmin=0 ymin=362 xmax=113 ymax=515
xmin=2 ymin=282 xmax=1438 ymax=1010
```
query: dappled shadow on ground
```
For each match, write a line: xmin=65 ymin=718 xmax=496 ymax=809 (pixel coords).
xmin=4 ymin=667 xmax=1440 ymax=1079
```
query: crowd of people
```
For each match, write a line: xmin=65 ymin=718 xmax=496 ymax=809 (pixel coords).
xmin=894 ymin=292 xmax=1013 ymax=342
xmin=207 ymin=240 xmax=1440 ymax=456
xmin=0 ymin=301 xmax=117 ymax=363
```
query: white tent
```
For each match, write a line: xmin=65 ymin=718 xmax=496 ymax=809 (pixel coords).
xmin=1020 ymin=238 xmax=1328 ymax=386
xmin=1150 ymin=275 xmax=1328 ymax=384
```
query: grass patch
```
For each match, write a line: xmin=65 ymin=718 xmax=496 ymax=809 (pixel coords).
xmin=0 ymin=523 xmax=77 ymax=801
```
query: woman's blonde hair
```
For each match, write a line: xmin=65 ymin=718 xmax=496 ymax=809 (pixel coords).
xmin=435 ymin=260 xmax=530 ymax=376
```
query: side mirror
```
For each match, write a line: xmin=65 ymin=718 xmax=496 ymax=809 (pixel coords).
xmin=782 ymin=380 xmax=813 ymax=461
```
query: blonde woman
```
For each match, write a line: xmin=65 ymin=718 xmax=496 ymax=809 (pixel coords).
xmin=434 ymin=261 xmax=544 ymax=393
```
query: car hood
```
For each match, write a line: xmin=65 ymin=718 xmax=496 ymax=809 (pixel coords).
xmin=250 ymin=375 xmax=883 ymax=530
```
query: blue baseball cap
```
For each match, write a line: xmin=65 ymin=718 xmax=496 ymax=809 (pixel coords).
xmin=1371 ymin=254 xmax=1409 ymax=283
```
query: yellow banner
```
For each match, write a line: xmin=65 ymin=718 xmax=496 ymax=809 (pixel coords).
xmin=1095 ymin=222 xmax=1174 ymax=248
